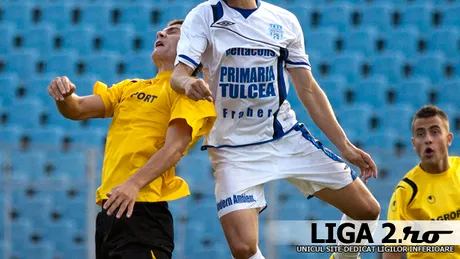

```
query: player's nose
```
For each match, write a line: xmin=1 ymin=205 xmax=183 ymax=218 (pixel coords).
xmin=156 ymin=30 xmax=166 ymax=39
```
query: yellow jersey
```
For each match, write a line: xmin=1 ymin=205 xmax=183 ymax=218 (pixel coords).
xmin=93 ymin=71 xmax=216 ymax=205
xmin=387 ymin=156 xmax=460 ymax=258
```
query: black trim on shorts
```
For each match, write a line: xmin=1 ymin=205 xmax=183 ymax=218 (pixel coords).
xmin=95 ymin=201 xmax=174 ymax=259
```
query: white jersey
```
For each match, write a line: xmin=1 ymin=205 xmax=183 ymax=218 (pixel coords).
xmin=175 ymin=0 xmax=311 ymax=149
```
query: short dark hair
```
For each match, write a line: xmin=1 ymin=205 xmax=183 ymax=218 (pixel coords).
xmin=167 ymin=19 xmax=184 ymax=27
xmin=411 ymin=105 xmax=449 ymax=132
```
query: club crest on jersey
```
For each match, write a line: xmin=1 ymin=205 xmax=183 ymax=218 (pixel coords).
xmin=269 ymin=24 xmax=283 ymax=40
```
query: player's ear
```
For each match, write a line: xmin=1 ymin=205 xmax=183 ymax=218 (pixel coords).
xmin=447 ymin=132 xmax=453 ymax=147
xmin=411 ymin=137 xmax=416 ymax=150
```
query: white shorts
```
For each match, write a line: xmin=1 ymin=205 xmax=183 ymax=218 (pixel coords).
xmin=208 ymin=123 xmax=357 ymax=218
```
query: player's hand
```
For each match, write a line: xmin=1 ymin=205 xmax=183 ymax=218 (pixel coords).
xmin=184 ymin=78 xmax=213 ymax=102
xmin=103 ymin=180 xmax=140 ymax=219
xmin=48 ymin=76 xmax=76 ymax=101
xmin=340 ymin=144 xmax=378 ymax=184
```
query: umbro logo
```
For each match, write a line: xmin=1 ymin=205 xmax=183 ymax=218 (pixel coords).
xmin=217 ymin=20 xmax=235 ymax=26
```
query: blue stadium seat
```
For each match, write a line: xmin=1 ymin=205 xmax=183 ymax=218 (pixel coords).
xmin=401 ymin=4 xmax=434 ymax=32
xmin=44 ymin=51 xmax=79 ymax=78
xmin=71 ymin=75 xmax=98 ymax=96
xmin=336 ymin=104 xmax=373 ymax=135
xmin=29 ymin=127 xmax=65 ymax=148
xmin=125 ymin=52 xmax=158 ymax=79
xmin=343 ymin=27 xmax=378 ymax=55
xmin=413 ymin=52 xmax=446 ymax=83
xmin=319 ymin=3 xmax=352 ymax=31
xmin=68 ymin=128 xmax=106 ymax=150
xmin=26 ymin=242 xmax=55 ymax=259
xmin=305 ymin=28 xmax=338 ymax=57
xmin=436 ymin=103 xmax=458 ymax=132
xmin=81 ymin=3 xmax=113 ymax=29
xmin=2 ymin=3 xmax=34 ymax=29
xmin=362 ymin=131 xmax=399 ymax=155
xmin=26 ymin=76 xmax=56 ymax=104
xmin=0 ymin=127 xmax=23 ymax=149
xmin=11 ymin=151 xmax=47 ymax=179
xmin=361 ymin=4 xmax=394 ymax=32
xmin=158 ymin=4 xmax=195 ymax=26
xmin=23 ymin=24 xmax=56 ymax=55
xmin=438 ymin=79 xmax=460 ymax=108
xmin=354 ymin=76 xmax=390 ymax=108
xmin=44 ymin=221 xmax=77 ymax=254
xmin=395 ymin=77 xmax=432 ymax=108
xmin=45 ymin=102 xmax=82 ymax=130
xmin=62 ymin=26 xmax=96 ymax=55
xmin=441 ymin=4 xmax=460 ymax=27
xmin=52 ymin=152 xmax=87 ymax=180
xmin=85 ymin=118 xmax=112 ymax=130
xmin=6 ymin=98 xmax=45 ymax=128
xmin=119 ymin=4 xmax=152 ymax=31
xmin=84 ymin=53 xmax=122 ymax=83
xmin=5 ymin=50 xmax=40 ymax=79
xmin=379 ymin=104 xmax=415 ymax=135
xmin=285 ymin=5 xmax=313 ymax=33
xmin=317 ymin=77 xmax=347 ymax=109
xmin=0 ymin=73 xmax=18 ymax=106
xmin=22 ymin=197 xmax=54 ymax=226
xmin=385 ymin=27 xmax=420 ymax=57
xmin=42 ymin=3 xmax=75 ymax=30
xmin=428 ymin=28 xmax=460 ymax=57
xmin=372 ymin=52 xmax=405 ymax=84
xmin=331 ymin=53 xmax=364 ymax=83
xmin=0 ymin=24 xmax=15 ymax=54
xmin=11 ymin=220 xmax=33 ymax=253
xmin=101 ymin=25 xmax=135 ymax=53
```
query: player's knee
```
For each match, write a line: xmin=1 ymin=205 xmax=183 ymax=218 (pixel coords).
xmin=356 ymin=200 xmax=380 ymax=220
xmin=229 ymin=242 xmax=258 ymax=259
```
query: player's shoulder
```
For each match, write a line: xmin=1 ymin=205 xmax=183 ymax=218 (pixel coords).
xmin=449 ymin=156 xmax=460 ymax=168
xmin=261 ymin=1 xmax=294 ymax=16
xmin=114 ymin=78 xmax=144 ymax=88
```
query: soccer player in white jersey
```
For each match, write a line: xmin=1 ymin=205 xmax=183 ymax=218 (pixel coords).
xmin=171 ymin=1 xmax=380 ymax=259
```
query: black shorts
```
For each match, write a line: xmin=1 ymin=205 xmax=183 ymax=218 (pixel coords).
xmin=95 ymin=201 xmax=174 ymax=259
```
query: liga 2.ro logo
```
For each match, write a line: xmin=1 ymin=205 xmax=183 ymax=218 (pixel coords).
xmin=310 ymin=222 xmax=453 ymax=244
xmin=265 ymin=220 xmax=460 ymax=246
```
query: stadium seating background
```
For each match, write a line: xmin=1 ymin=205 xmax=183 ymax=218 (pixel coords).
xmin=0 ymin=0 xmax=459 ymax=258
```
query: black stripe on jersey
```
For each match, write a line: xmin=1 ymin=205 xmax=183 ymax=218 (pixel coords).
xmin=402 ymin=177 xmax=418 ymax=205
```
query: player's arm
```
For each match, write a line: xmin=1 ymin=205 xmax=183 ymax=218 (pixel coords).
xmin=103 ymin=118 xmax=193 ymax=218
xmin=171 ymin=63 xmax=212 ymax=102
xmin=288 ymin=68 xmax=377 ymax=181
xmin=170 ymin=4 xmax=212 ymax=102
xmin=48 ymin=76 xmax=105 ymax=120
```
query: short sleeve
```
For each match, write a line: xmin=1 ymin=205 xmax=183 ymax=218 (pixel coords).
xmin=286 ymin=14 xmax=311 ymax=70
xmin=387 ymin=184 xmax=411 ymax=221
xmin=169 ymin=93 xmax=216 ymax=143
xmin=93 ymin=79 xmax=132 ymax=118
xmin=175 ymin=5 xmax=209 ymax=71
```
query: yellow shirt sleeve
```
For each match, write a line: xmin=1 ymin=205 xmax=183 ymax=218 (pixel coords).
xmin=387 ymin=183 xmax=412 ymax=220
xmin=169 ymin=92 xmax=216 ymax=142
xmin=93 ymin=79 xmax=134 ymax=118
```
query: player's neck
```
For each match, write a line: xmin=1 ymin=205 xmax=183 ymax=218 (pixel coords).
xmin=226 ymin=0 xmax=258 ymax=9
xmin=154 ymin=59 xmax=174 ymax=74
xmin=420 ymin=157 xmax=450 ymax=174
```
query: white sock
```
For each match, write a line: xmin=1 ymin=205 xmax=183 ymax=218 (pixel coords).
xmin=249 ymin=248 xmax=265 ymax=259
xmin=334 ymin=214 xmax=379 ymax=259
xmin=232 ymin=247 xmax=265 ymax=259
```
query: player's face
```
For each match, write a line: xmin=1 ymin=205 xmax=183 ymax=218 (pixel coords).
xmin=152 ymin=24 xmax=181 ymax=61
xmin=411 ymin=116 xmax=453 ymax=165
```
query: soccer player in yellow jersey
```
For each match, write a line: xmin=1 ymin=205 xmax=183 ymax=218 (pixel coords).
xmin=384 ymin=105 xmax=460 ymax=259
xmin=46 ymin=20 xmax=216 ymax=259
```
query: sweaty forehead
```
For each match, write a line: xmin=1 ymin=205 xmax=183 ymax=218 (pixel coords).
xmin=165 ymin=24 xmax=181 ymax=31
